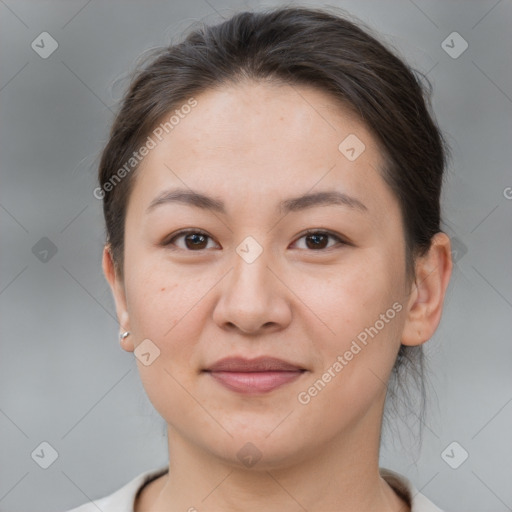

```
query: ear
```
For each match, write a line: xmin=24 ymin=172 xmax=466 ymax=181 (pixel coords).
xmin=102 ymin=245 xmax=134 ymax=352
xmin=401 ymin=232 xmax=453 ymax=346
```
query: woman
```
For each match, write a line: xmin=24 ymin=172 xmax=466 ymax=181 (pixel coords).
xmin=69 ymin=6 xmax=452 ymax=511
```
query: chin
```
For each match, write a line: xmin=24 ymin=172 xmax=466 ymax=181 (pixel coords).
xmin=201 ymin=429 xmax=313 ymax=471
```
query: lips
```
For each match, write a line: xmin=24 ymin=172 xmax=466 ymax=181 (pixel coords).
xmin=204 ymin=356 xmax=306 ymax=394
xmin=205 ymin=356 xmax=305 ymax=372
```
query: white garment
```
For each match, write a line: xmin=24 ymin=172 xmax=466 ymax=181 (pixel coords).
xmin=65 ymin=466 xmax=443 ymax=511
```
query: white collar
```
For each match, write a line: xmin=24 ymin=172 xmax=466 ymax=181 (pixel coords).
xmin=67 ymin=466 xmax=443 ymax=511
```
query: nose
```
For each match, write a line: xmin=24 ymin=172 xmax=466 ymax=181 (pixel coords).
xmin=212 ymin=243 xmax=292 ymax=335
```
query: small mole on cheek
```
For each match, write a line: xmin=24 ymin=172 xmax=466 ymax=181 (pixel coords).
xmin=161 ymin=287 xmax=165 ymax=292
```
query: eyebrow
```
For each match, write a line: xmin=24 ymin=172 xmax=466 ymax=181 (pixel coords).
xmin=146 ymin=188 xmax=368 ymax=215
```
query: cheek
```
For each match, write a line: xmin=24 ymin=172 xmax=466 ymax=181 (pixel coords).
xmin=297 ymin=256 xmax=399 ymax=340
xmin=124 ymin=268 xmax=211 ymax=416
xmin=294 ymin=278 xmax=404 ymax=439
xmin=123 ymin=266 xmax=204 ymax=382
xmin=296 ymin=254 xmax=405 ymax=389
xmin=125 ymin=254 xmax=207 ymax=336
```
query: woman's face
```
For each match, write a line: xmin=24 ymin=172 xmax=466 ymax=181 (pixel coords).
xmin=115 ymin=82 xmax=414 ymax=468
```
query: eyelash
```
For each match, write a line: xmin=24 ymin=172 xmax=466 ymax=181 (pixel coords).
xmin=163 ymin=229 xmax=348 ymax=252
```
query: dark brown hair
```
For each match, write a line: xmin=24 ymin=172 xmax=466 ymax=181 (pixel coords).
xmin=98 ymin=6 xmax=448 ymax=441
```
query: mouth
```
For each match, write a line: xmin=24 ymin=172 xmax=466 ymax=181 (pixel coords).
xmin=203 ymin=356 xmax=307 ymax=394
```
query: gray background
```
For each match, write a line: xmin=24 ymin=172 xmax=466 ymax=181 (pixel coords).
xmin=0 ymin=0 xmax=511 ymax=510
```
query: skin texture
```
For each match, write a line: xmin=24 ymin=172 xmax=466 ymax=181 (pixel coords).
xmin=103 ymin=81 xmax=452 ymax=512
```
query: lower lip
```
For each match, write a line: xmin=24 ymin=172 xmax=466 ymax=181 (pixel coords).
xmin=206 ymin=370 xmax=305 ymax=394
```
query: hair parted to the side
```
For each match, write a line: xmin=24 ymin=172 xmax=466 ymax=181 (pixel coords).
xmin=98 ymin=5 xmax=449 ymax=450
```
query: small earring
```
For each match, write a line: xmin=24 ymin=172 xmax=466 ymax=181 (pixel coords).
xmin=119 ymin=331 xmax=131 ymax=341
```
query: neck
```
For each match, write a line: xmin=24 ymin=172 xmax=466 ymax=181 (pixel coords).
xmin=146 ymin=399 xmax=409 ymax=512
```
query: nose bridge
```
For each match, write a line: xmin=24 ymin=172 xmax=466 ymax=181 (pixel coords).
xmin=211 ymin=232 xmax=290 ymax=333
xmin=230 ymin=234 xmax=273 ymax=296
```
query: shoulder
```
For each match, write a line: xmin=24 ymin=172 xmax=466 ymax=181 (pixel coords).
xmin=63 ymin=466 xmax=169 ymax=512
xmin=380 ymin=468 xmax=444 ymax=512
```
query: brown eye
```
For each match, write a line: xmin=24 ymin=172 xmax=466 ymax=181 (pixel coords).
xmin=165 ymin=230 xmax=217 ymax=251
xmin=292 ymin=230 xmax=345 ymax=251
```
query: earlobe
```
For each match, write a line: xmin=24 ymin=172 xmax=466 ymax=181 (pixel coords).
xmin=401 ymin=232 xmax=453 ymax=347
xmin=102 ymin=245 xmax=133 ymax=351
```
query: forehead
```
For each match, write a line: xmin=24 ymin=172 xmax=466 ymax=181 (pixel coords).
xmin=132 ymin=81 xmax=396 ymax=221
xmin=161 ymin=81 xmax=373 ymax=162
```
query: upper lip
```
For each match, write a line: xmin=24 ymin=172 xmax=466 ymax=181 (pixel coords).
xmin=205 ymin=356 xmax=305 ymax=372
